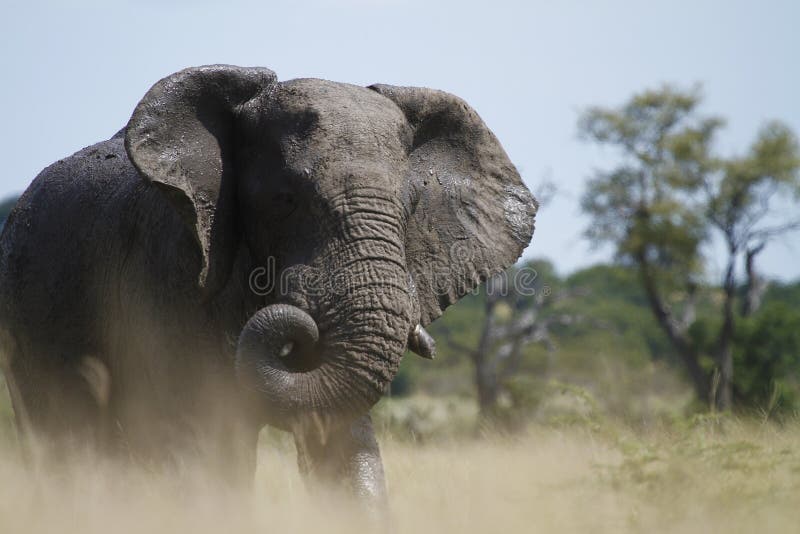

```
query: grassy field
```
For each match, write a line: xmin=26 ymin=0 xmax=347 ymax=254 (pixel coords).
xmin=0 ymin=403 xmax=798 ymax=534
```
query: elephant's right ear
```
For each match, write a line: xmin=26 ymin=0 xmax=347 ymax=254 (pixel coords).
xmin=125 ymin=65 xmax=277 ymax=295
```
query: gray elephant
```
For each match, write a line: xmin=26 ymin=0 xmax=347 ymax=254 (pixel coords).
xmin=0 ymin=65 xmax=536 ymax=499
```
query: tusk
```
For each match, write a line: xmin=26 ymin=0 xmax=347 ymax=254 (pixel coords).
xmin=407 ymin=324 xmax=436 ymax=360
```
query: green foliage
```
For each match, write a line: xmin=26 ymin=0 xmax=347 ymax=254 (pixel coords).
xmin=763 ymin=279 xmax=800 ymax=307
xmin=733 ymin=302 xmax=800 ymax=415
xmin=579 ymin=85 xmax=716 ymax=284
xmin=562 ymin=264 xmax=671 ymax=359
xmin=578 ymin=85 xmax=800 ymax=283
xmin=708 ymin=121 xmax=800 ymax=248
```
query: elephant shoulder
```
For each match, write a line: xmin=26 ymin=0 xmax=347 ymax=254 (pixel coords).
xmin=0 ymin=136 xmax=146 ymax=315
xmin=9 ymin=136 xmax=140 ymax=222
xmin=55 ymin=135 xmax=140 ymax=194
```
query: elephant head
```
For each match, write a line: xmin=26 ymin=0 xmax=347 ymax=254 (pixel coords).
xmin=125 ymin=65 xmax=537 ymax=426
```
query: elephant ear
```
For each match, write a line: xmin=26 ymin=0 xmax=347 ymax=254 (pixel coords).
xmin=369 ymin=84 xmax=538 ymax=326
xmin=125 ymin=65 xmax=277 ymax=294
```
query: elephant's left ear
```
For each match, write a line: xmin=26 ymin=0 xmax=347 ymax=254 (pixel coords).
xmin=369 ymin=84 xmax=538 ymax=326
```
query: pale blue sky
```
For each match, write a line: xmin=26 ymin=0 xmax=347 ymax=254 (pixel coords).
xmin=2 ymin=0 xmax=798 ymax=279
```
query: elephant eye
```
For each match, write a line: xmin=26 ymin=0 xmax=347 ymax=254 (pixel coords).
xmin=269 ymin=191 xmax=297 ymax=219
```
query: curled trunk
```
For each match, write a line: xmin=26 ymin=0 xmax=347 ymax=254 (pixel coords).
xmin=236 ymin=227 xmax=413 ymax=424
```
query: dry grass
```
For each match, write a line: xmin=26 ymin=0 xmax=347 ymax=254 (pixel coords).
xmin=0 ymin=415 xmax=798 ymax=534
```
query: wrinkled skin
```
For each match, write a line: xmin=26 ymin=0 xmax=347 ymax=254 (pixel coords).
xmin=0 ymin=66 xmax=536 ymax=500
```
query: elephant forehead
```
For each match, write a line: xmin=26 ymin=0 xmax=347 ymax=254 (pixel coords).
xmin=273 ymin=78 xmax=410 ymax=146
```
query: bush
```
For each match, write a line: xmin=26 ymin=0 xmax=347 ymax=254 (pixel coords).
xmin=734 ymin=302 xmax=800 ymax=415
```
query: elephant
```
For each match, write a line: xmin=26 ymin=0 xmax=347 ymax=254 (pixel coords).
xmin=0 ymin=65 xmax=536 ymax=500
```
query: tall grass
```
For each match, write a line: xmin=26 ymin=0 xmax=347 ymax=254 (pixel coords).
xmin=0 ymin=409 xmax=797 ymax=534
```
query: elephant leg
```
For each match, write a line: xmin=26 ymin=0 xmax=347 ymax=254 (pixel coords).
xmin=293 ymin=413 xmax=387 ymax=503
xmin=5 ymin=349 xmax=115 ymax=468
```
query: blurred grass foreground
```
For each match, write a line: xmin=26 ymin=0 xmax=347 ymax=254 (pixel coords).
xmin=1 ymin=384 xmax=799 ymax=533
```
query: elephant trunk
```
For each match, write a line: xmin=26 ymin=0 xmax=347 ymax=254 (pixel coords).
xmin=235 ymin=254 xmax=413 ymax=423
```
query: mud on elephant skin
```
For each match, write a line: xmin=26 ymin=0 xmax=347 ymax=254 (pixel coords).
xmin=0 ymin=65 xmax=537 ymax=498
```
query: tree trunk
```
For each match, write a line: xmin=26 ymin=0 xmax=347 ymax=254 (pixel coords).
xmin=473 ymin=294 xmax=499 ymax=419
xmin=715 ymin=257 xmax=736 ymax=411
xmin=474 ymin=362 xmax=499 ymax=419
xmin=742 ymin=244 xmax=767 ymax=317
xmin=635 ymin=252 xmax=709 ymax=401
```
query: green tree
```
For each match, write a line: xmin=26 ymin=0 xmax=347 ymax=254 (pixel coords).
xmin=579 ymin=85 xmax=800 ymax=410
xmin=0 ymin=195 xmax=18 ymax=229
